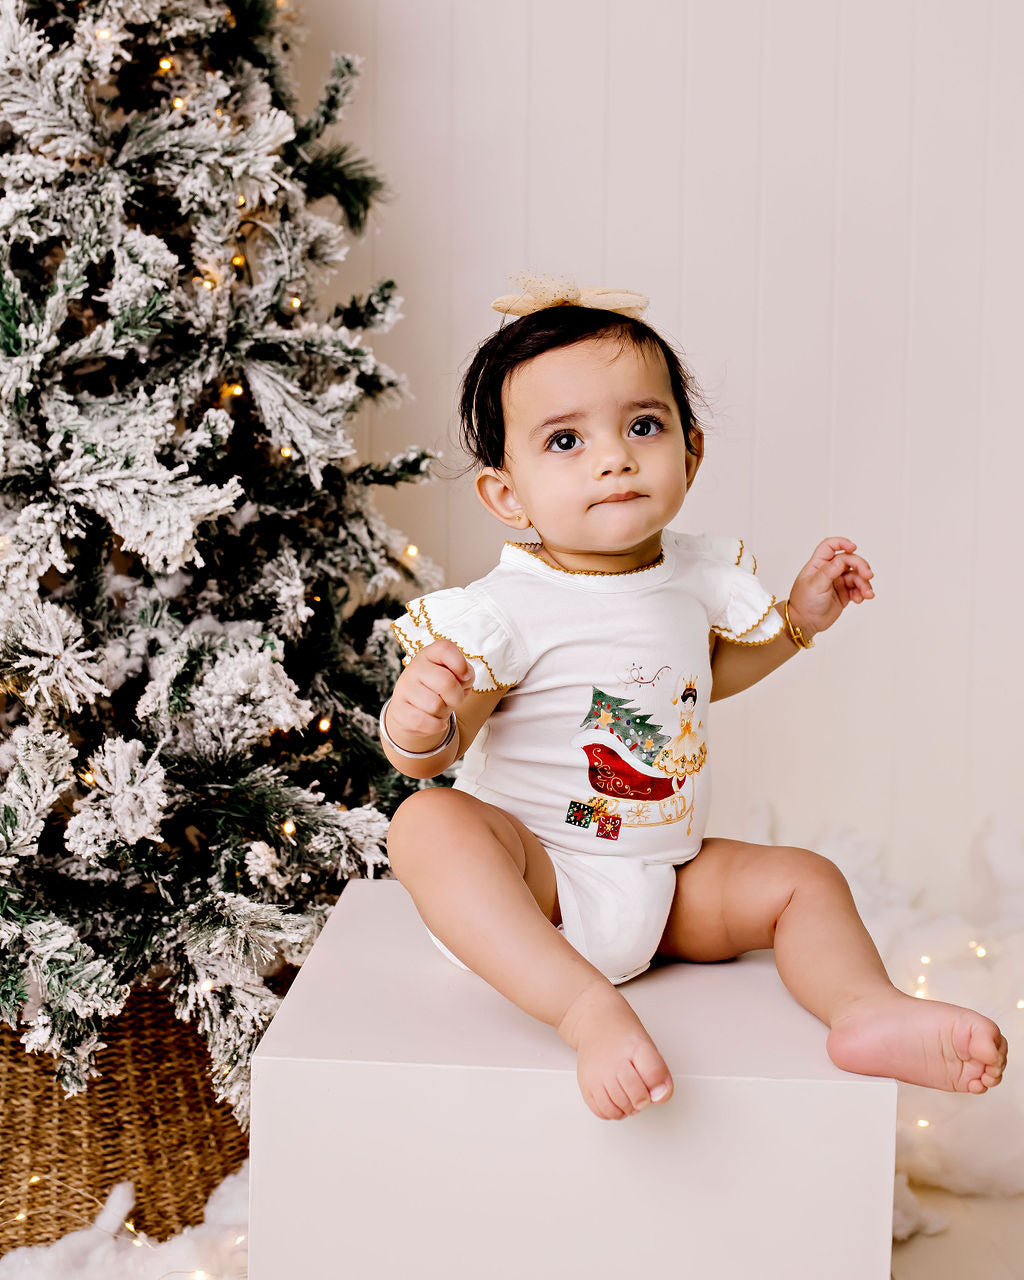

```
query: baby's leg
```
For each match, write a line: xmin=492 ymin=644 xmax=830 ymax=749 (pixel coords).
xmin=387 ymin=788 xmax=673 ymax=1119
xmin=657 ymin=839 xmax=1007 ymax=1093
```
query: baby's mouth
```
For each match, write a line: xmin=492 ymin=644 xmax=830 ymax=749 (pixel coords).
xmin=593 ymin=492 xmax=644 ymax=506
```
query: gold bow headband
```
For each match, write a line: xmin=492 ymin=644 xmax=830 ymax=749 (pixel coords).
xmin=491 ymin=271 xmax=649 ymax=320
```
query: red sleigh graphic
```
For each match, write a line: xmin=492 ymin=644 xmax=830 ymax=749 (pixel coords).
xmin=570 ymin=728 xmax=679 ymax=803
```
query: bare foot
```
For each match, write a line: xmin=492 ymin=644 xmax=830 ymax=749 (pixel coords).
xmin=557 ymin=978 xmax=673 ymax=1120
xmin=827 ymin=991 xmax=1008 ymax=1093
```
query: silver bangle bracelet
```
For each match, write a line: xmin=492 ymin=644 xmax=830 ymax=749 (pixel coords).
xmin=379 ymin=696 xmax=458 ymax=758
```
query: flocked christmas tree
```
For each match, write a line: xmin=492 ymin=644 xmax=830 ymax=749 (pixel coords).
xmin=0 ymin=0 xmax=442 ymax=1125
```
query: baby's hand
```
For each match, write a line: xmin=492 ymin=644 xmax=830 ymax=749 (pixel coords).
xmin=788 ymin=537 xmax=875 ymax=639
xmin=386 ymin=640 xmax=476 ymax=751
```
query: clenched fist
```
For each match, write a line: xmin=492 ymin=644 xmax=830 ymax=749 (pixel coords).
xmin=384 ymin=639 xmax=476 ymax=753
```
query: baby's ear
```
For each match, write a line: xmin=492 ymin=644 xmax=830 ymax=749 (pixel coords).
xmin=685 ymin=430 xmax=705 ymax=487
xmin=475 ymin=467 xmax=525 ymax=529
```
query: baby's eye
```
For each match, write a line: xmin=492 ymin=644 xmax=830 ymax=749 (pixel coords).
xmin=629 ymin=415 xmax=665 ymax=437
xmin=545 ymin=430 xmax=579 ymax=452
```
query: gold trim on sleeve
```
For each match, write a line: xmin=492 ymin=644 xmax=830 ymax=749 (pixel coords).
xmin=733 ymin=538 xmax=757 ymax=575
xmin=711 ymin=596 xmax=783 ymax=644
xmin=390 ymin=605 xmax=518 ymax=692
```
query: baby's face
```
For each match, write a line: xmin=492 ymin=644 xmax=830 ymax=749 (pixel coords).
xmin=477 ymin=336 xmax=701 ymax=571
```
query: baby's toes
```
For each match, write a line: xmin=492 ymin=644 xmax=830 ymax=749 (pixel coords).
xmin=631 ymin=1041 xmax=673 ymax=1105
xmin=969 ymin=1020 xmax=1005 ymax=1067
xmin=616 ymin=1065 xmax=654 ymax=1114
xmin=980 ymin=1036 xmax=1008 ymax=1086
xmin=596 ymin=1084 xmax=628 ymax=1121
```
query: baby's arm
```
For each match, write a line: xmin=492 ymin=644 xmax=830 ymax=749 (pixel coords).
xmin=710 ymin=614 xmax=801 ymax=701
xmin=380 ymin=639 xmax=505 ymax=779
xmin=711 ymin=537 xmax=874 ymax=701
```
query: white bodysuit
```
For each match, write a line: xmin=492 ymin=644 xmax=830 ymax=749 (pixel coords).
xmin=389 ymin=528 xmax=784 ymax=983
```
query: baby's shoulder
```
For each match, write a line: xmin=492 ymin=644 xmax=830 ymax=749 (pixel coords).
xmin=667 ymin=529 xmax=757 ymax=575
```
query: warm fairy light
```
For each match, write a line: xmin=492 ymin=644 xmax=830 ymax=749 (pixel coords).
xmin=215 ymin=107 xmax=223 ymax=116
xmin=917 ymin=975 xmax=926 ymax=985
xmin=282 ymin=820 xmax=296 ymax=835
xmin=237 ymin=195 xmax=246 ymax=206
xmin=917 ymin=1118 xmax=929 ymax=1128
xmin=969 ymin=940 xmax=977 ymax=949
xmin=312 ymin=595 xmax=321 ymax=602
xmin=202 ymin=278 xmax=215 ymax=290
xmin=97 ymin=28 xmax=111 ymax=39
xmin=914 ymin=988 xmax=925 ymax=998
xmin=14 ymin=1212 xmax=26 ymax=1221
xmin=318 ymin=717 xmax=331 ymax=732
xmin=230 ymin=383 xmax=243 ymax=396
xmin=235 ymin=1234 xmax=246 ymax=1244
xmin=159 ymin=57 xmax=173 ymax=70
xmin=133 ymin=1238 xmax=144 ymax=1247
xmin=173 ymin=97 xmax=186 ymax=110
xmin=125 ymin=1219 xmax=135 ymax=1232
xmin=28 ymin=1176 xmax=40 ymax=1185
xmin=200 ymin=979 xmax=215 ymax=992
xmin=232 ymin=253 xmax=245 ymax=266
xmin=280 ymin=446 xmax=292 ymax=458
xmin=405 ymin=544 xmax=419 ymax=558
xmin=920 ymin=955 xmax=931 ymax=964
xmin=1017 ymin=1000 xmax=1024 ymax=1009
xmin=975 ymin=946 xmax=987 ymax=958
xmin=290 ymin=296 xmax=302 ymax=308
xmin=81 ymin=771 xmax=95 ymax=785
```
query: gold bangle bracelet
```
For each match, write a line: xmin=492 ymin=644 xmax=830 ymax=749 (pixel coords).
xmin=784 ymin=600 xmax=814 ymax=650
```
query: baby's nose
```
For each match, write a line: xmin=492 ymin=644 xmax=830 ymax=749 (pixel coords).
xmin=593 ymin=436 xmax=638 ymax=476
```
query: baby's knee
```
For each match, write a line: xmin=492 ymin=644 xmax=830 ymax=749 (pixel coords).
xmin=386 ymin=787 xmax=483 ymax=877
xmin=775 ymin=846 xmax=850 ymax=896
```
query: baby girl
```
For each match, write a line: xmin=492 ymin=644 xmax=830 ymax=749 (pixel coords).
xmin=380 ymin=274 xmax=1008 ymax=1121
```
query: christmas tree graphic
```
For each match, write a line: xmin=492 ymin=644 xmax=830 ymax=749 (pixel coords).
xmin=578 ymin=688 xmax=670 ymax=768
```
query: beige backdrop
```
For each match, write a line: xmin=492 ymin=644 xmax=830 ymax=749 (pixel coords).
xmin=290 ymin=0 xmax=1023 ymax=910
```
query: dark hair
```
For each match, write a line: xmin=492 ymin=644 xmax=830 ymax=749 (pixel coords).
xmin=457 ymin=306 xmax=707 ymax=471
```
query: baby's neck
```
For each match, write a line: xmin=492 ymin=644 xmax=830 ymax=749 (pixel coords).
xmin=531 ymin=533 xmax=664 ymax=575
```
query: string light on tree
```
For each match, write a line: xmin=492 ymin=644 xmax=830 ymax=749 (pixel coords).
xmin=281 ymin=820 xmax=296 ymax=836
xmin=173 ymin=96 xmax=186 ymax=110
xmin=159 ymin=57 xmax=173 ymax=71
xmin=318 ymin=717 xmax=331 ymax=732
xmin=280 ymin=446 xmax=292 ymax=459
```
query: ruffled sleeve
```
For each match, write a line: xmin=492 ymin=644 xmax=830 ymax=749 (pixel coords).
xmin=699 ymin=534 xmax=785 ymax=646
xmin=389 ymin=586 xmax=528 ymax=691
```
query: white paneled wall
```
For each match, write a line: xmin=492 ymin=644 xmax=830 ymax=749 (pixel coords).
xmin=291 ymin=0 xmax=1023 ymax=907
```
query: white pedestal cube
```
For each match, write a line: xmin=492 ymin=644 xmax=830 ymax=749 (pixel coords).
xmin=250 ymin=878 xmax=895 ymax=1279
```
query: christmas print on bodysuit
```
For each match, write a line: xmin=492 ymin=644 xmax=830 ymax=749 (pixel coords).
xmin=565 ymin=671 xmax=707 ymax=841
